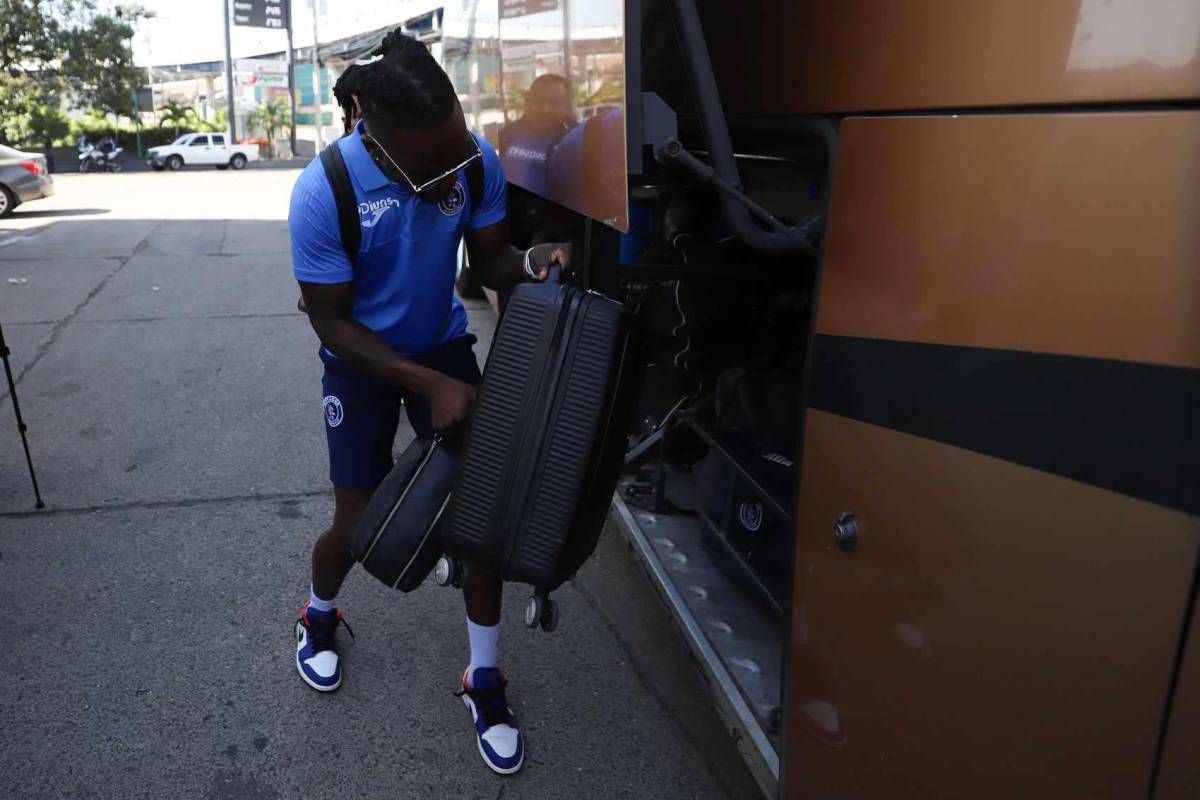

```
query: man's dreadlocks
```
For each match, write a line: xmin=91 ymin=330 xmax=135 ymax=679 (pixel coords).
xmin=353 ymin=30 xmax=458 ymax=131
xmin=332 ymin=63 xmax=367 ymax=134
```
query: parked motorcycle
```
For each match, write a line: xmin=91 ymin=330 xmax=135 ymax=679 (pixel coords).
xmin=79 ymin=143 xmax=124 ymax=173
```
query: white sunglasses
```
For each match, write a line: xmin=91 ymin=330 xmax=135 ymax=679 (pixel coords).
xmin=363 ymin=131 xmax=482 ymax=195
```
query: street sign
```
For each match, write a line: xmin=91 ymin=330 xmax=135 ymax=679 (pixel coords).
xmin=232 ymin=0 xmax=288 ymax=29
xmin=500 ymin=0 xmax=559 ymax=19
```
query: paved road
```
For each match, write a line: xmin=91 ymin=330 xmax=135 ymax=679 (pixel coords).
xmin=0 ymin=173 xmax=759 ymax=800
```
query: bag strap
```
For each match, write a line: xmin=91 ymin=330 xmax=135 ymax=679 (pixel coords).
xmin=580 ymin=112 xmax=604 ymax=191
xmin=465 ymin=155 xmax=485 ymax=217
xmin=319 ymin=143 xmax=360 ymax=265
xmin=540 ymin=121 xmax=575 ymax=185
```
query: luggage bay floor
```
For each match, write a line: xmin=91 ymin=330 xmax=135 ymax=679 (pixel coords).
xmin=0 ymin=172 xmax=759 ymax=800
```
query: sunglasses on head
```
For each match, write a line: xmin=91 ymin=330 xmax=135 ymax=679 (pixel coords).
xmin=362 ymin=130 xmax=482 ymax=195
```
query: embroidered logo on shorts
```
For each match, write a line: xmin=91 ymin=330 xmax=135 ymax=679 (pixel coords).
xmin=438 ymin=181 xmax=466 ymax=216
xmin=323 ymin=395 xmax=344 ymax=428
xmin=738 ymin=500 xmax=764 ymax=533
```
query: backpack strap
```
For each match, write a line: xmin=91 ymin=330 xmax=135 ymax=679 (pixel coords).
xmin=580 ymin=113 xmax=604 ymax=192
xmin=465 ymin=155 xmax=485 ymax=218
xmin=319 ymin=143 xmax=360 ymax=265
xmin=541 ymin=121 xmax=575 ymax=187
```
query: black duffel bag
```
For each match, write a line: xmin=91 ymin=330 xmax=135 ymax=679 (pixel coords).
xmin=351 ymin=436 xmax=456 ymax=592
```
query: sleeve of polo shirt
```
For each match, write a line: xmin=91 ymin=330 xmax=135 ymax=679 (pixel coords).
xmin=289 ymin=168 xmax=354 ymax=284
xmin=468 ymin=135 xmax=508 ymax=230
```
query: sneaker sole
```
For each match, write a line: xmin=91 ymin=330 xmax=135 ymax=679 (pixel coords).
xmin=295 ymin=623 xmax=341 ymax=693
xmin=461 ymin=694 xmax=524 ymax=775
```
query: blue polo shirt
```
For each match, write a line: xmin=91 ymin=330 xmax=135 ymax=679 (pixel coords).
xmin=289 ymin=123 xmax=507 ymax=357
xmin=501 ymin=127 xmax=565 ymax=197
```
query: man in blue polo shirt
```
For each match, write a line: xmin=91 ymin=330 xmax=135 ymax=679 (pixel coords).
xmin=287 ymin=33 xmax=570 ymax=776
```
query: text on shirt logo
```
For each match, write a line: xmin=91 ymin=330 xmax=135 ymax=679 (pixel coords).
xmin=506 ymin=146 xmax=547 ymax=163
xmin=359 ymin=197 xmax=400 ymax=228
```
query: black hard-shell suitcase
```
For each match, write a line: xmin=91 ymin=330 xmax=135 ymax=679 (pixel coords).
xmin=440 ymin=268 xmax=638 ymax=629
xmin=351 ymin=436 xmax=456 ymax=592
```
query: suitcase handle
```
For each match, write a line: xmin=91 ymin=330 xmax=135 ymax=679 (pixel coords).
xmin=546 ymin=263 xmax=562 ymax=285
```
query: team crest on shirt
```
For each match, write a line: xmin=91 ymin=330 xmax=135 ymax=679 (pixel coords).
xmin=438 ymin=182 xmax=466 ymax=216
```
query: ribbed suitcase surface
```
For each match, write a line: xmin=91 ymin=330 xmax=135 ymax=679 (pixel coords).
xmin=445 ymin=277 xmax=631 ymax=588
xmin=447 ymin=289 xmax=548 ymax=554
xmin=507 ymin=298 xmax=622 ymax=583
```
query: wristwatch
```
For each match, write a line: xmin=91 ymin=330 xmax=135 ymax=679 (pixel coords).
xmin=522 ymin=247 xmax=538 ymax=281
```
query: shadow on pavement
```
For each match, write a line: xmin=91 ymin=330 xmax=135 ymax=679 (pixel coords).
xmin=9 ymin=207 xmax=110 ymax=219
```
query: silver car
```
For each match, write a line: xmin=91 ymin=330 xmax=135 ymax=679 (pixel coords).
xmin=0 ymin=145 xmax=55 ymax=218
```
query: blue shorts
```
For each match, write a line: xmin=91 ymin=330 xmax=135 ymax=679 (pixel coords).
xmin=320 ymin=335 xmax=482 ymax=492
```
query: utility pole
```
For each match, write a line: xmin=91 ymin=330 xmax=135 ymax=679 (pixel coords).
xmin=310 ymin=0 xmax=323 ymax=151
xmin=222 ymin=0 xmax=236 ymax=141
xmin=131 ymin=86 xmax=143 ymax=158
xmin=562 ymin=0 xmax=572 ymax=95
xmin=465 ymin=0 xmax=481 ymax=124
xmin=285 ymin=0 xmax=297 ymax=157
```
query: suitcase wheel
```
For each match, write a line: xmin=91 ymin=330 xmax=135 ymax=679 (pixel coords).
xmin=524 ymin=595 xmax=542 ymax=629
xmin=434 ymin=556 xmax=464 ymax=589
xmin=524 ymin=593 xmax=559 ymax=633
xmin=541 ymin=598 xmax=559 ymax=633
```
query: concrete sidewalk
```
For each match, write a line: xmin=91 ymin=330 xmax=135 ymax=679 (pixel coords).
xmin=0 ymin=173 xmax=757 ymax=799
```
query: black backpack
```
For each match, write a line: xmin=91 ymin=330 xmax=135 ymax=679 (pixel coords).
xmin=317 ymin=142 xmax=486 ymax=265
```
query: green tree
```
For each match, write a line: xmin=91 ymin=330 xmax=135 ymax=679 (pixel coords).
xmin=249 ymin=98 xmax=290 ymax=158
xmin=158 ymin=99 xmax=196 ymax=135
xmin=12 ymin=104 xmax=71 ymax=150
xmin=0 ymin=1 xmax=151 ymax=145
xmin=61 ymin=5 xmax=151 ymax=118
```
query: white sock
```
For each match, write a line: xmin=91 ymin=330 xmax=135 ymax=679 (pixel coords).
xmin=309 ymin=584 xmax=335 ymax=613
xmin=466 ymin=617 xmax=500 ymax=684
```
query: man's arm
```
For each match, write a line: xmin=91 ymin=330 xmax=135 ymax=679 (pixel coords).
xmin=299 ymin=280 xmax=476 ymax=430
xmin=465 ymin=218 xmax=573 ymax=291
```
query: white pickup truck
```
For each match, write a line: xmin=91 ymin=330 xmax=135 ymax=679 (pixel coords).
xmin=146 ymin=133 xmax=260 ymax=171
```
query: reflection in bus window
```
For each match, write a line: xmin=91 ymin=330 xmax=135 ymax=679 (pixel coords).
xmin=548 ymin=107 xmax=626 ymax=228
xmin=499 ymin=74 xmax=577 ymax=197
xmin=488 ymin=0 xmax=628 ymax=230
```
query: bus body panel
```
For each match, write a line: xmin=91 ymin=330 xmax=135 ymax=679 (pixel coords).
xmin=786 ymin=111 xmax=1200 ymax=798
xmin=1155 ymin=604 xmax=1200 ymax=799
xmin=701 ymin=0 xmax=1200 ymax=115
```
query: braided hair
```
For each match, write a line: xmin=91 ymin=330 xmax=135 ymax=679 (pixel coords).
xmin=354 ymin=30 xmax=458 ymax=130
xmin=332 ymin=63 xmax=366 ymax=134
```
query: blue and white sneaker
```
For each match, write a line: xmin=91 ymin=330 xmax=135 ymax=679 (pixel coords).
xmin=294 ymin=601 xmax=353 ymax=692
xmin=456 ymin=667 xmax=524 ymax=774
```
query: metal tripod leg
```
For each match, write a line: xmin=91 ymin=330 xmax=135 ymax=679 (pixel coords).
xmin=0 ymin=324 xmax=45 ymax=509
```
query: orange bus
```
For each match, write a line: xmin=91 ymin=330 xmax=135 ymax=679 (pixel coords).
xmin=434 ymin=1 xmax=1200 ymax=796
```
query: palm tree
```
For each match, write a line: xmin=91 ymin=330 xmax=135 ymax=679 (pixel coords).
xmin=249 ymin=99 xmax=290 ymax=158
xmin=158 ymin=100 xmax=196 ymax=136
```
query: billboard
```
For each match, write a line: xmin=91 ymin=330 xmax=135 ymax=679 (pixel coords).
xmin=235 ymin=58 xmax=288 ymax=74
xmin=444 ymin=0 xmax=628 ymax=231
xmin=232 ymin=0 xmax=288 ymax=29
xmin=236 ymin=72 xmax=289 ymax=87
xmin=501 ymin=0 xmax=559 ymax=19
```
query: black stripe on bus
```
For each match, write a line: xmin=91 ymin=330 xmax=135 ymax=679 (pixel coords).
xmin=808 ymin=335 xmax=1200 ymax=516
